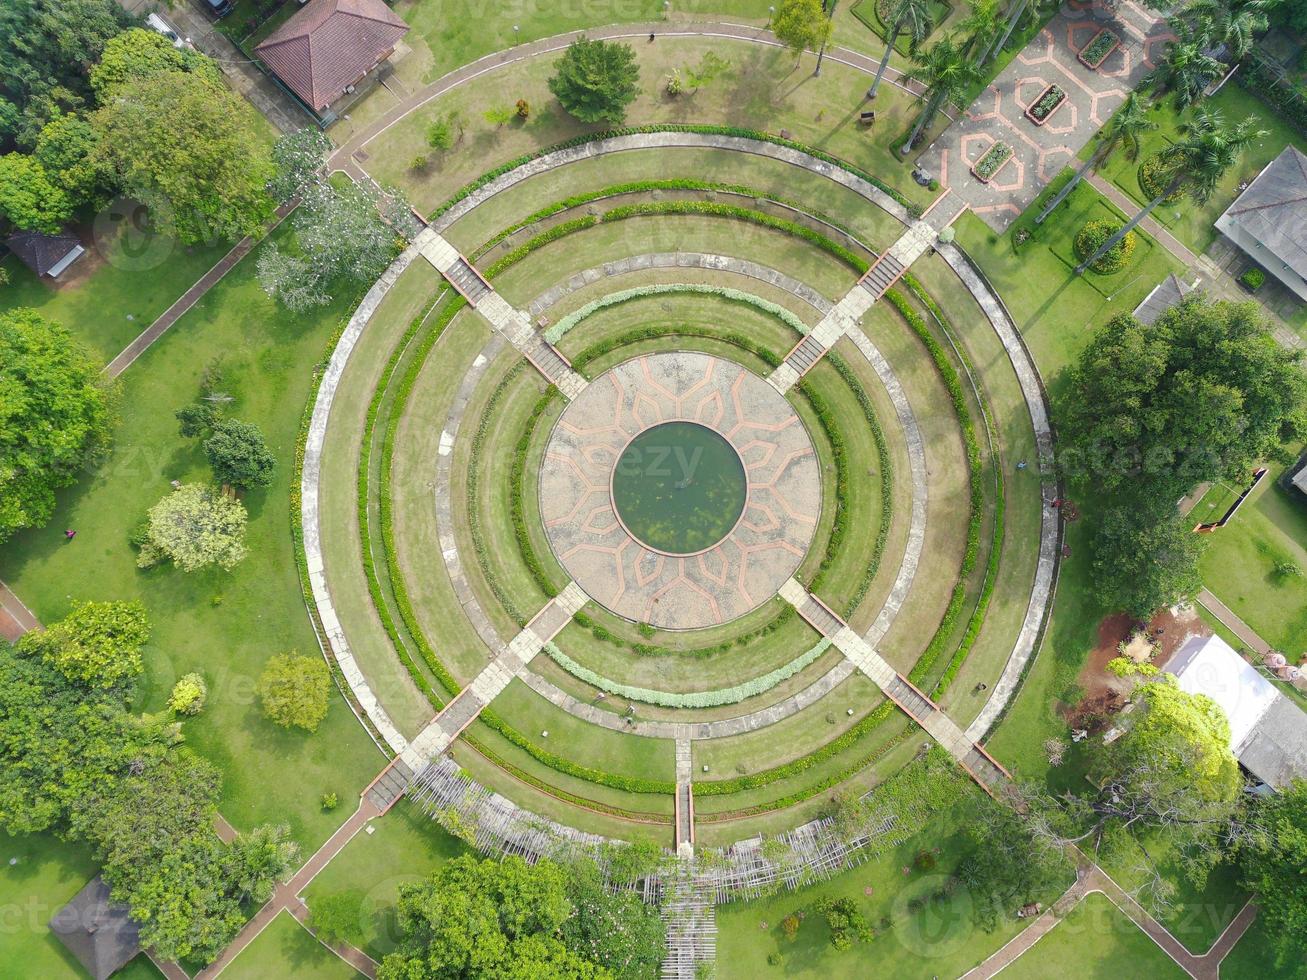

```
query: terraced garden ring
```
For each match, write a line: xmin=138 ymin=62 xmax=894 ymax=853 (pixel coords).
xmin=540 ymin=351 xmax=821 ymax=630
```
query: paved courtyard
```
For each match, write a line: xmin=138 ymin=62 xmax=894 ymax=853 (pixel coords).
xmin=540 ymin=352 xmax=821 ymax=629
xmin=917 ymin=0 xmax=1174 ymax=230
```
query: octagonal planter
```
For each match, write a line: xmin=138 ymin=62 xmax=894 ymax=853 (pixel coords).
xmin=1079 ymin=28 xmax=1120 ymax=70
xmin=1026 ymin=83 xmax=1067 ymax=126
xmin=972 ymin=141 xmax=1013 ymax=184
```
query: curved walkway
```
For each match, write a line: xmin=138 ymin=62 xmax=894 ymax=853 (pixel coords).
xmin=329 ymin=21 xmax=952 ymax=176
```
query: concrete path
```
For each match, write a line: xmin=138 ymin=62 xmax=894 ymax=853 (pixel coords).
xmin=919 ymin=0 xmax=1173 ymax=230
xmin=0 ymin=580 xmax=39 ymax=642
xmin=1197 ymin=588 xmax=1274 ymax=657
xmin=104 ymin=202 xmax=298 ymax=378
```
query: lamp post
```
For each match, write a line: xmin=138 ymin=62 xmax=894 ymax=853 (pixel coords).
xmin=513 ymin=24 xmax=519 ymax=43
xmin=663 ymin=0 xmax=670 ymax=19
xmin=767 ymin=4 xmax=775 ymax=28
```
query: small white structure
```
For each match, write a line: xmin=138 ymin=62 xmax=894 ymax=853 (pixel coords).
xmin=1165 ymin=634 xmax=1307 ymax=791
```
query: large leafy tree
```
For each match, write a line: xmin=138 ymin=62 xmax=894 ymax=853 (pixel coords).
xmin=257 ymin=653 xmax=330 ymax=732
xmin=378 ymin=855 xmax=608 ymax=980
xmin=548 ymin=37 xmax=640 ymax=126
xmin=91 ymin=71 xmax=274 ymax=244
xmin=17 ymin=599 xmax=150 ymax=690
xmin=204 ymin=418 xmax=276 ymax=490
xmin=1186 ymin=0 xmax=1271 ymax=61
xmin=1059 ymin=299 xmax=1307 ymax=499
xmin=89 ymin=28 xmax=221 ymax=98
xmin=33 ymin=112 xmax=109 ymax=208
xmin=0 ymin=309 xmax=113 ymax=544
xmin=958 ymin=798 xmax=1071 ymax=929
xmin=138 ymin=483 xmax=249 ymax=572
xmin=1091 ymin=499 xmax=1206 ymax=618
xmin=266 ymin=127 xmax=333 ymax=205
xmin=772 ymin=0 xmax=833 ymax=60
xmin=0 ymin=152 xmax=73 ymax=232
xmin=865 ymin=0 xmax=933 ymax=99
xmin=1239 ymin=780 xmax=1307 ymax=968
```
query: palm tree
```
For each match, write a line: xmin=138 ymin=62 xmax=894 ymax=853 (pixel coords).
xmin=959 ymin=0 xmax=1003 ymax=65
xmin=982 ymin=0 xmax=1056 ymax=67
xmin=903 ymin=36 xmax=976 ymax=152
xmin=1144 ymin=21 xmax=1226 ymax=109
xmin=866 ymin=0 xmax=934 ymax=99
xmin=1036 ymin=93 xmax=1157 ymax=225
xmin=1186 ymin=0 xmax=1271 ymax=60
xmin=1075 ymin=109 xmax=1267 ymax=274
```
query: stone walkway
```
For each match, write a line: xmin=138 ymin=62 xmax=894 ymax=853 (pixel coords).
xmin=918 ymin=0 xmax=1173 ymax=230
xmin=1197 ymin=589 xmax=1274 ymax=657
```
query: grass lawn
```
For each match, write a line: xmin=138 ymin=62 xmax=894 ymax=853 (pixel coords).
xmin=223 ymin=910 xmax=360 ymax=980
xmin=302 ymin=804 xmax=467 ymax=961
xmin=0 ymin=222 xmax=229 ymax=364
xmin=1220 ymin=913 xmax=1306 ymax=980
xmin=715 ymin=803 xmax=1072 ymax=978
xmin=1198 ymin=459 xmax=1307 ymax=653
xmin=1091 ymin=82 xmax=1307 ymax=257
xmin=0 ymin=226 xmax=384 ymax=851
xmin=1002 ymin=892 xmax=1185 ymax=979
xmin=1189 ymin=481 xmax=1244 ymax=528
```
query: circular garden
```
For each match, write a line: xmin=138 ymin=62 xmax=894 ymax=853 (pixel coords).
xmin=305 ymin=132 xmax=1052 ymax=850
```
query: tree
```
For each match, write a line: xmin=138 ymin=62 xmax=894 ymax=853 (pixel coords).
xmin=89 ymin=27 xmax=220 ymax=98
xmin=1091 ymin=499 xmax=1206 ymax=618
xmin=1239 ymin=780 xmax=1307 ymax=968
xmin=981 ymin=0 xmax=1057 ymax=67
xmin=1186 ymin=0 xmax=1271 ymax=61
xmin=204 ymin=418 xmax=276 ymax=490
xmin=267 ymin=127 xmax=332 ymax=204
xmin=1076 ymin=109 xmax=1265 ymax=275
xmin=224 ymin=824 xmax=300 ymax=904
xmin=0 ymin=153 xmax=73 ymax=232
xmin=139 ymin=484 xmax=248 ymax=572
xmin=91 ymin=71 xmax=274 ymax=244
xmin=866 ymin=0 xmax=934 ymax=100
xmin=772 ymin=0 xmax=832 ymax=61
xmin=958 ymin=798 xmax=1070 ymax=929
xmin=903 ymin=37 xmax=975 ymax=151
xmin=176 ymin=401 xmax=219 ymax=439
xmin=34 ymin=113 xmax=109 ymax=207
xmin=426 ymin=111 xmax=462 ymax=151
xmin=1036 ymin=92 xmax=1156 ymax=224
xmin=812 ymin=897 xmax=872 ymax=950
xmin=257 ymin=653 xmax=330 ymax=732
xmin=959 ymin=0 xmax=1003 ymax=64
xmin=548 ymin=37 xmax=640 ymax=125
xmin=1059 ymin=300 xmax=1307 ymax=498
xmin=378 ymin=854 xmax=609 ymax=980
xmin=484 ymin=104 xmax=514 ymax=126
xmin=1144 ymin=21 xmax=1226 ymax=110
xmin=683 ymin=51 xmax=732 ymax=91
xmin=17 ymin=599 xmax=149 ymax=690
xmin=0 ymin=309 xmax=113 ymax=544
xmin=559 ymin=860 xmax=665 ymax=979
xmin=168 ymin=672 xmax=207 ymax=715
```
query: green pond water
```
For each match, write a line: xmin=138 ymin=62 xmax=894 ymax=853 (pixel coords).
xmin=611 ymin=421 xmax=747 ymax=554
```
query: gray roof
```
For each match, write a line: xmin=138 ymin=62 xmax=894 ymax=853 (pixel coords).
xmin=6 ymin=229 xmax=82 ymax=276
xmin=1215 ymin=146 xmax=1307 ymax=301
xmin=1239 ymin=696 xmax=1307 ymax=790
xmin=1132 ymin=274 xmax=1195 ymax=326
xmin=49 ymin=877 xmax=141 ymax=980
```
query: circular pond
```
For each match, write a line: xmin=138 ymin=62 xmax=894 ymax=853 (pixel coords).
xmin=611 ymin=421 xmax=748 ymax=555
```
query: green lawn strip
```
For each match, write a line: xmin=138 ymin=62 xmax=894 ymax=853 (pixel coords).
xmin=1000 ymin=892 xmax=1185 ymax=980
xmin=315 ymin=260 xmax=445 ymax=737
xmin=367 ymin=38 xmax=936 ymax=213
xmin=959 ymin=185 xmax=1184 ymax=381
xmin=384 ymin=309 xmax=498 ymax=688
xmin=1099 ymin=836 xmax=1249 ymax=954
xmin=222 ymin=910 xmax=359 ymax=980
xmin=4 ymin=226 xmax=383 ymax=849
xmin=1091 ymin=83 xmax=1306 ymax=257
xmin=713 ymin=796 xmax=1060 ymax=979
xmin=1188 ymin=481 xmax=1242 ymax=528
xmin=301 ymin=805 xmax=468 ymax=961
xmin=1197 ymin=460 xmax=1307 ymax=652
xmin=444 ymin=147 xmax=906 ymax=255
xmin=0 ymin=232 xmax=229 ymax=363
xmin=1217 ymin=914 xmax=1298 ymax=980
xmin=903 ymin=252 xmax=1045 ymax=724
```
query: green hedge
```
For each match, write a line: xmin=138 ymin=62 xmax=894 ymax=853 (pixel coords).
xmin=509 ymin=388 xmax=566 ymax=598
xmin=428 ymin=124 xmax=913 ymax=221
xmin=485 ymin=216 xmax=597 ymax=277
xmin=571 ymin=604 xmax=797 ymax=660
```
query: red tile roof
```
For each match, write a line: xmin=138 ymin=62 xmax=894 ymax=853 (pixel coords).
xmin=255 ymin=0 xmax=408 ymax=111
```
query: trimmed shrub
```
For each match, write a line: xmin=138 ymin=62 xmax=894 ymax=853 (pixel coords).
xmin=1240 ymin=267 xmax=1266 ymax=291
xmin=1074 ymin=219 xmax=1136 ymax=274
xmin=168 ymin=672 xmax=207 ymax=715
xmin=1138 ymin=152 xmax=1182 ymax=203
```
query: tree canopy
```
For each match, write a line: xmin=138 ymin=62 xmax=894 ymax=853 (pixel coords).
xmin=559 ymin=860 xmax=665 ymax=979
xmin=958 ymin=799 xmax=1071 ymax=929
xmin=548 ymin=37 xmax=640 ymax=125
xmin=138 ymin=483 xmax=248 ymax=572
xmin=204 ymin=418 xmax=276 ymax=490
xmin=772 ymin=0 xmax=833 ymax=57
xmin=91 ymin=71 xmax=274 ymax=244
xmin=0 ymin=151 xmax=73 ymax=232
xmin=89 ymin=28 xmax=220 ymax=98
xmin=17 ymin=599 xmax=150 ymax=689
xmin=0 ymin=308 xmax=114 ymax=544
xmin=1091 ymin=498 xmax=1206 ymax=618
xmin=1240 ymin=780 xmax=1307 ymax=968
xmin=257 ymin=653 xmax=330 ymax=732
xmin=34 ymin=112 xmax=107 ymax=207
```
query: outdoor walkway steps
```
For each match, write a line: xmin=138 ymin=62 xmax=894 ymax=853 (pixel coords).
xmin=363 ymin=757 xmax=413 ymax=812
xmin=784 ymin=333 xmax=826 ymax=375
xmin=444 ymin=256 xmax=493 ymax=304
xmin=859 ymin=252 xmax=906 ymax=299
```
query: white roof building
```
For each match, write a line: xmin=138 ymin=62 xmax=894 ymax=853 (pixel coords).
xmin=1165 ymin=634 xmax=1307 ymax=790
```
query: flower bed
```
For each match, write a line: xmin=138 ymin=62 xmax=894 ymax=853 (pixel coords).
xmin=1079 ymin=28 xmax=1120 ymax=69
xmin=1138 ymin=152 xmax=1183 ymax=204
xmin=1025 ymin=83 xmax=1066 ymax=126
xmin=972 ymin=141 xmax=1013 ymax=183
xmin=1074 ymin=218 xmax=1137 ymax=274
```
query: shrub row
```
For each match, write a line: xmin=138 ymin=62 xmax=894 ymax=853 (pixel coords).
xmin=484 ymin=215 xmax=598 ymax=278
xmin=880 ymin=286 xmax=986 ymax=692
xmin=478 ymin=708 xmax=677 ymax=794
xmin=543 ymin=638 xmax=832 ymax=708
xmin=899 ymin=275 xmax=1007 ymax=699
xmin=570 ymin=325 xmax=783 ymax=372
xmin=545 ymin=283 xmax=810 ymax=343
xmin=508 ymin=387 xmax=565 ymax=599
xmin=427 ymin=124 xmax=913 ymax=221
xmin=599 ymin=201 xmax=869 ymax=273
xmin=571 ymin=604 xmax=797 ymax=660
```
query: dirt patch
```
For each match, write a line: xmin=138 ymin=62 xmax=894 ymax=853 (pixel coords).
xmin=1070 ymin=605 xmax=1211 ymax=716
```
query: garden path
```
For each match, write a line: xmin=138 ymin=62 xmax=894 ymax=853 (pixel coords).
xmin=918 ymin=0 xmax=1174 ymax=230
